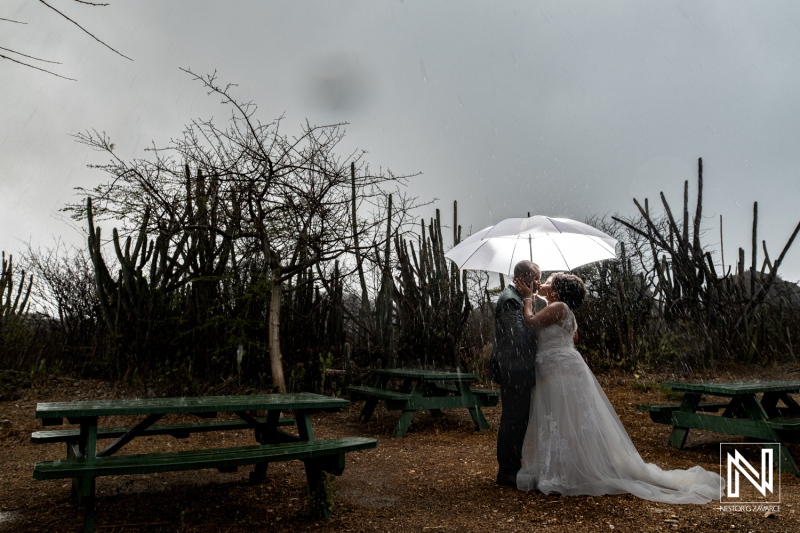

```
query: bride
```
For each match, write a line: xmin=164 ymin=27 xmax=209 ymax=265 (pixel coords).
xmin=513 ymin=272 xmax=722 ymax=503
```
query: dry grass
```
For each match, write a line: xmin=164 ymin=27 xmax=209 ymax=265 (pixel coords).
xmin=2 ymin=365 xmax=800 ymax=532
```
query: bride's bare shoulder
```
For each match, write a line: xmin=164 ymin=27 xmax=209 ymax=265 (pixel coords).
xmin=530 ymin=301 xmax=570 ymax=330
xmin=548 ymin=301 xmax=570 ymax=317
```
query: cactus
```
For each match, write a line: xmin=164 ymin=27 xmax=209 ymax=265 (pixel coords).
xmin=85 ymin=163 xmax=236 ymax=378
xmin=350 ymin=163 xmax=372 ymax=339
xmin=375 ymin=194 xmax=394 ymax=366
xmin=0 ymin=252 xmax=33 ymax=323
xmin=394 ymin=201 xmax=471 ymax=369
xmin=612 ymin=157 xmax=800 ymax=364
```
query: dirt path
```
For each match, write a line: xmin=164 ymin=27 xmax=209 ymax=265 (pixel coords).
xmin=2 ymin=366 xmax=799 ymax=532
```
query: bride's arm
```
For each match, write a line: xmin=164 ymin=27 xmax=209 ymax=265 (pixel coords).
xmin=521 ymin=300 xmax=569 ymax=331
xmin=513 ymin=277 xmax=569 ymax=331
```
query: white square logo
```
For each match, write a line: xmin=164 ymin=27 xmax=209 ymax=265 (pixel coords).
xmin=720 ymin=443 xmax=780 ymax=505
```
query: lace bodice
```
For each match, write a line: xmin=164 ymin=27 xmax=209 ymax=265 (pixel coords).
xmin=535 ymin=307 xmax=578 ymax=353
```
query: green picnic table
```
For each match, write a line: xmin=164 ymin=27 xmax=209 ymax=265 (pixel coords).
xmin=637 ymin=380 xmax=800 ymax=474
xmin=347 ymin=368 xmax=499 ymax=437
xmin=32 ymin=392 xmax=376 ymax=532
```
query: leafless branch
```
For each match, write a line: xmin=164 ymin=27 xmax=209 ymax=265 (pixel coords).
xmin=38 ymin=0 xmax=132 ymax=61
xmin=0 ymin=46 xmax=61 ymax=64
xmin=0 ymin=53 xmax=76 ymax=80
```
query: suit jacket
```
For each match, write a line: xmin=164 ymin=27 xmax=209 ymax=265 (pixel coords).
xmin=490 ymin=285 xmax=537 ymax=389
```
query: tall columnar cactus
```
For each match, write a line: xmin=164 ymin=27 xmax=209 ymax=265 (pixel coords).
xmin=0 ymin=252 xmax=33 ymax=323
xmin=350 ymin=163 xmax=372 ymax=344
xmin=88 ymin=198 xmax=179 ymax=374
xmin=395 ymin=201 xmax=471 ymax=369
xmin=326 ymin=260 xmax=345 ymax=350
xmin=613 ymin=158 xmax=800 ymax=364
xmin=277 ymin=256 xmax=344 ymax=391
xmin=85 ymin=164 xmax=236 ymax=377
xmin=375 ymin=194 xmax=395 ymax=366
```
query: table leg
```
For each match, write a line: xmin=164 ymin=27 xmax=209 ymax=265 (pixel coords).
xmin=77 ymin=418 xmax=98 ymax=460
xmin=778 ymin=444 xmax=800 ymax=475
xmin=392 ymin=410 xmax=416 ymax=438
xmin=296 ymin=410 xmax=315 ymax=441
xmin=739 ymin=394 xmax=769 ymax=421
xmin=773 ymin=392 xmax=800 ymax=420
xmin=468 ymin=406 xmax=490 ymax=431
xmin=722 ymin=396 xmax=750 ymax=418
xmin=98 ymin=413 xmax=163 ymax=457
xmin=421 ymin=380 xmax=444 ymax=417
xmin=81 ymin=478 xmax=96 ymax=533
xmin=251 ymin=409 xmax=278 ymax=443
xmin=668 ymin=427 xmax=690 ymax=449
xmin=247 ymin=463 xmax=268 ymax=484
xmin=372 ymin=374 xmax=393 ymax=389
xmin=454 ymin=381 xmax=490 ymax=431
xmin=761 ymin=392 xmax=780 ymax=417
xmin=400 ymin=378 xmax=414 ymax=393
xmin=360 ymin=375 xmax=392 ymax=422
xmin=779 ymin=392 xmax=800 ymax=411
xmin=304 ymin=455 xmax=344 ymax=519
xmin=250 ymin=411 xmax=273 ymax=483
xmin=669 ymin=393 xmax=701 ymax=449
xmin=359 ymin=398 xmax=380 ymax=422
xmin=71 ymin=418 xmax=98 ymax=512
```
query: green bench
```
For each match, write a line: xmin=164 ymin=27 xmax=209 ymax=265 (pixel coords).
xmin=33 ymin=392 xmax=374 ymax=532
xmin=34 ymin=436 xmax=376 ymax=514
xmin=346 ymin=382 xmax=499 ymax=411
xmin=347 ymin=385 xmax=415 ymax=404
xmin=639 ymin=381 xmax=800 ymax=475
xmin=432 ymin=383 xmax=500 ymax=405
xmin=636 ymin=402 xmax=730 ymax=424
xmin=31 ymin=417 xmax=296 ymax=449
xmin=347 ymin=368 xmax=498 ymax=437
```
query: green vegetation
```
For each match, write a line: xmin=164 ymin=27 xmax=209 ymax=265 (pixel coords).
xmin=2 ymin=74 xmax=799 ymax=390
xmin=576 ymin=158 xmax=800 ymax=372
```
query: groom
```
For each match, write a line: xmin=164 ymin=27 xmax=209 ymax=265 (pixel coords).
xmin=490 ymin=260 xmax=541 ymax=487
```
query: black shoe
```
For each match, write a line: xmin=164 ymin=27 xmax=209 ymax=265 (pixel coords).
xmin=496 ymin=474 xmax=517 ymax=487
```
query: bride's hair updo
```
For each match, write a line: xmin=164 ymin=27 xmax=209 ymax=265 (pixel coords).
xmin=550 ymin=272 xmax=586 ymax=309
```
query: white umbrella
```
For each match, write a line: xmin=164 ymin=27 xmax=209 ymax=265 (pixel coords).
xmin=444 ymin=215 xmax=618 ymax=275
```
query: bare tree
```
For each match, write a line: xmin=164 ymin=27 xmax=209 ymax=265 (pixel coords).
xmin=67 ymin=69 xmax=419 ymax=390
xmin=1 ymin=0 xmax=131 ymax=81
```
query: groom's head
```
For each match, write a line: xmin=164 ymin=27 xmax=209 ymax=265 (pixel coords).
xmin=513 ymin=260 xmax=541 ymax=290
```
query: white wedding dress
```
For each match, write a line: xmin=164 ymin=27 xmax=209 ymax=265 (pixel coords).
xmin=516 ymin=308 xmax=722 ymax=503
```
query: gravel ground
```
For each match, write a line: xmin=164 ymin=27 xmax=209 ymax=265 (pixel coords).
xmin=2 ymin=365 xmax=799 ymax=532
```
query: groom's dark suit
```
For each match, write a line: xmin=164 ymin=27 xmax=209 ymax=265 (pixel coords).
xmin=490 ymin=284 xmax=537 ymax=486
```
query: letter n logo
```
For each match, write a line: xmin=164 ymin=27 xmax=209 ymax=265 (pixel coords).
xmin=727 ymin=449 xmax=773 ymax=497
xmin=720 ymin=443 xmax=780 ymax=504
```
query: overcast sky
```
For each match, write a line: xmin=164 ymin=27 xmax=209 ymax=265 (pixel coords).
xmin=3 ymin=1 xmax=800 ymax=281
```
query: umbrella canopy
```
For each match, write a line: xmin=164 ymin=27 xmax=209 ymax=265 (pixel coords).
xmin=444 ymin=215 xmax=618 ymax=275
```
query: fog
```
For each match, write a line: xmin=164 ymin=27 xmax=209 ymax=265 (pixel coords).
xmin=3 ymin=1 xmax=800 ymax=279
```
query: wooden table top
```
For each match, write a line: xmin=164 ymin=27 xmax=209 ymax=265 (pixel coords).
xmin=36 ymin=392 xmax=348 ymax=419
xmin=662 ymin=380 xmax=800 ymax=395
xmin=371 ymin=368 xmax=479 ymax=381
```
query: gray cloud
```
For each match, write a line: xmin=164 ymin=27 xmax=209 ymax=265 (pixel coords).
xmin=304 ymin=52 xmax=376 ymax=114
xmin=3 ymin=0 xmax=800 ymax=280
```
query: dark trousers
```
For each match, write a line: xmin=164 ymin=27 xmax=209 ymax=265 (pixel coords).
xmin=496 ymin=383 xmax=533 ymax=480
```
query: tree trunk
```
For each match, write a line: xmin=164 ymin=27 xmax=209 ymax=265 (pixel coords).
xmin=268 ymin=268 xmax=287 ymax=392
